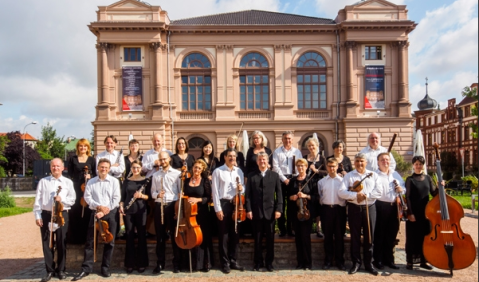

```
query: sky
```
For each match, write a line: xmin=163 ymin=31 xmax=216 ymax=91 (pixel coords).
xmin=0 ymin=0 xmax=477 ymax=141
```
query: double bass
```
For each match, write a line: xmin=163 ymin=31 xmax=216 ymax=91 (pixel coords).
xmin=423 ymin=143 xmax=476 ymax=275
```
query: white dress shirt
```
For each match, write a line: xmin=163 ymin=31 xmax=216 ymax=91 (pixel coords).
xmin=151 ymin=166 xmax=181 ymax=203
xmin=317 ymin=175 xmax=346 ymax=206
xmin=272 ymin=146 xmax=303 ymax=182
xmin=375 ymin=169 xmax=406 ymax=203
xmin=96 ymin=150 xmax=126 ymax=178
xmin=359 ymin=145 xmax=396 ymax=172
xmin=211 ymin=164 xmax=245 ymax=212
xmin=84 ymin=175 xmax=121 ymax=211
xmin=142 ymin=148 xmax=173 ymax=178
xmin=338 ymin=169 xmax=381 ymax=205
xmin=33 ymin=175 xmax=76 ymax=220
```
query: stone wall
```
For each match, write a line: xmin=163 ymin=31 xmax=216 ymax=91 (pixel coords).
xmin=0 ymin=177 xmax=34 ymax=191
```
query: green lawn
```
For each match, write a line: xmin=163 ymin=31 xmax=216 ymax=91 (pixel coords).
xmin=0 ymin=207 xmax=32 ymax=218
xmin=450 ymin=193 xmax=478 ymax=210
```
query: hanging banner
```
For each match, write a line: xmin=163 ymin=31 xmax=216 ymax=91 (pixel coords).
xmin=122 ymin=66 xmax=143 ymax=111
xmin=364 ymin=65 xmax=385 ymax=109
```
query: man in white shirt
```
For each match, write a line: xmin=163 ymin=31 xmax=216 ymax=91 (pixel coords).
xmin=317 ymin=157 xmax=346 ymax=271
xmin=95 ymin=135 xmax=125 ymax=179
xmin=339 ymin=153 xmax=381 ymax=276
xmin=150 ymin=151 xmax=181 ymax=274
xmin=212 ymin=148 xmax=245 ymax=274
xmin=359 ymin=132 xmax=396 ymax=172
xmin=372 ymin=153 xmax=405 ymax=270
xmin=72 ymin=158 xmax=121 ymax=281
xmin=142 ymin=133 xmax=173 ymax=178
xmin=272 ymin=131 xmax=302 ymax=237
xmin=33 ymin=158 xmax=76 ymax=282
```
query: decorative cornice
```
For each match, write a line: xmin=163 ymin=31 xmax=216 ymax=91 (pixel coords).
xmin=96 ymin=42 xmax=113 ymax=52
xmin=344 ymin=41 xmax=356 ymax=49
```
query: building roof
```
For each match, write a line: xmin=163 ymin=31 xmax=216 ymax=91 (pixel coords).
xmin=457 ymin=96 xmax=477 ymax=107
xmin=172 ymin=10 xmax=335 ymax=26
xmin=0 ymin=133 xmax=38 ymax=141
xmin=64 ymin=139 xmax=79 ymax=152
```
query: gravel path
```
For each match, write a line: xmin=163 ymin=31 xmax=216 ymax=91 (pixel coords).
xmin=1 ymin=211 xmax=477 ymax=282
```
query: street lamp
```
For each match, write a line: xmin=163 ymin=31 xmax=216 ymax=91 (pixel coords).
xmin=23 ymin=121 xmax=38 ymax=176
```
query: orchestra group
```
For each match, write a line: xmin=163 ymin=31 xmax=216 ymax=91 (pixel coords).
xmin=33 ymin=130 xmax=444 ymax=282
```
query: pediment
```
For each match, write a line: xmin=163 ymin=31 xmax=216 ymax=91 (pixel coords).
xmin=354 ymin=0 xmax=399 ymax=9
xmin=107 ymin=0 xmax=152 ymax=10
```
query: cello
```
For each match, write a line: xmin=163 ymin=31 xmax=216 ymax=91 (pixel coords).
xmin=423 ymin=143 xmax=476 ymax=275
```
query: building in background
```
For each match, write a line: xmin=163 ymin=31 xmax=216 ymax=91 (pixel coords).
xmin=88 ymin=0 xmax=417 ymax=160
xmin=0 ymin=133 xmax=38 ymax=148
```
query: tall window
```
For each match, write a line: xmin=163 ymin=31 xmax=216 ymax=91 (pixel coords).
xmin=181 ymin=53 xmax=212 ymax=111
xmin=365 ymin=46 xmax=382 ymax=60
xmin=297 ymin=52 xmax=327 ymax=110
xmin=124 ymin=48 xmax=141 ymax=62
xmin=239 ymin=53 xmax=269 ymax=110
xmin=464 ymin=126 xmax=470 ymax=140
xmin=464 ymin=150 xmax=470 ymax=166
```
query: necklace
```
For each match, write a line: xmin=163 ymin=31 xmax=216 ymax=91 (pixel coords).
xmin=191 ymin=177 xmax=201 ymax=185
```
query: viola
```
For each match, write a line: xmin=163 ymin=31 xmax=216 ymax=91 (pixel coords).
xmin=80 ymin=166 xmax=89 ymax=217
xmin=349 ymin=173 xmax=373 ymax=192
xmin=393 ymin=180 xmax=408 ymax=221
xmin=423 ymin=143 xmax=476 ymax=275
xmin=174 ymin=161 xmax=202 ymax=250
xmin=296 ymin=183 xmax=310 ymax=221
xmin=52 ymin=186 xmax=65 ymax=226
xmin=232 ymin=176 xmax=246 ymax=233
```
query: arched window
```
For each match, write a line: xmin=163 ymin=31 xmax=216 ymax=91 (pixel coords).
xmin=181 ymin=53 xmax=212 ymax=111
xmin=188 ymin=137 xmax=206 ymax=159
xmin=239 ymin=52 xmax=269 ymax=110
xmin=297 ymin=52 xmax=327 ymax=110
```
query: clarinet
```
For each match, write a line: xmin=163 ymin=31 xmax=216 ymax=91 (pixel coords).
xmin=109 ymin=146 xmax=123 ymax=177
xmin=126 ymin=178 xmax=150 ymax=210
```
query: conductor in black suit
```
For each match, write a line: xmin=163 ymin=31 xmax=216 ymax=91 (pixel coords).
xmin=246 ymin=152 xmax=283 ymax=272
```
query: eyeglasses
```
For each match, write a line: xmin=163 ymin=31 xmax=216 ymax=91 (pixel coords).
xmin=131 ymin=166 xmax=142 ymax=170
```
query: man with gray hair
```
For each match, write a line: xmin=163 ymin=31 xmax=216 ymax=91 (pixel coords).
xmin=142 ymin=133 xmax=173 ymax=178
xmin=359 ymin=132 xmax=396 ymax=171
xmin=272 ymin=131 xmax=302 ymax=237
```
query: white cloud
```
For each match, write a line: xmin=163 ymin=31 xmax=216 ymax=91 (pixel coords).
xmin=314 ymin=0 xmax=405 ymax=18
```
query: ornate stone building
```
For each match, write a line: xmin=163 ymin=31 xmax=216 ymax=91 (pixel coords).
xmin=89 ymin=0 xmax=416 ymax=159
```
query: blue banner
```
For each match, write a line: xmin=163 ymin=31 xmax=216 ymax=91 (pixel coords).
xmin=122 ymin=66 xmax=143 ymax=111
xmin=364 ymin=65 xmax=385 ymax=109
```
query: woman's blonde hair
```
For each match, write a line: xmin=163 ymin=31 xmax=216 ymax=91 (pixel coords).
xmin=295 ymin=158 xmax=308 ymax=167
xmin=249 ymin=130 xmax=268 ymax=148
xmin=76 ymin=138 xmax=92 ymax=156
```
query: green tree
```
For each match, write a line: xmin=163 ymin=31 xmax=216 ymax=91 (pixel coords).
xmin=0 ymin=135 xmax=9 ymax=177
xmin=461 ymin=86 xmax=478 ymax=139
xmin=391 ymin=149 xmax=412 ymax=177
xmin=35 ymin=123 xmax=66 ymax=159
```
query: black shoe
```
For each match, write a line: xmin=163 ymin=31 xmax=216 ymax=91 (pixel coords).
xmin=138 ymin=268 xmax=146 ymax=273
xmin=349 ymin=263 xmax=360 ymax=274
xmin=420 ymin=263 xmax=433 ymax=270
xmin=316 ymin=232 xmax=324 ymax=238
xmin=100 ymin=269 xmax=111 ymax=278
xmin=57 ymin=271 xmax=66 ymax=280
xmin=40 ymin=272 xmax=53 ymax=282
xmin=221 ymin=266 xmax=231 ymax=274
xmin=152 ymin=265 xmax=162 ymax=274
xmin=322 ymin=262 xmax=331 ymax=270
xmin=386 ymin=263 xmax=400 ymax=269
xmin=365 ymin=266 xmax=379 ymax=276
xmin=173 ymin=267 xmax=180 ymax=273
xmin=406 ymin=263 xmax=413 ymax=270
xmin=201 ymin=267 xmax=210 ymax=273
xmin=266 ymin=265 xmax=274 ymax=272
xmin=126 ymin=268 xmax=134 ymax=274
xmin=295 ymin=265 xmax=303 ymax=270
xmin=337 ymin=264 xmax=347 ymax=271
xmin=373 ymin=261 xmax=384 ymax=270
xmin=230 ymin=263 xmax=245 ymax=271
xmin=279 ymin=230 xmax=286 ymax=237
xmin=253 ymin=264 xmax=261 ymax=271
xmin=71 ymin=271 xmax=89 ymax=281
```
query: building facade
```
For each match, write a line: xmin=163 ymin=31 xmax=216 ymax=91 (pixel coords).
xmin=89 ymin=0 xmax=416 ymax=160
xmin=415 ymin=83 xmax=478 ymax=173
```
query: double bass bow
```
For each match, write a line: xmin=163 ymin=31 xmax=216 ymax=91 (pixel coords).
xmin=423 ymin=143 xmax=476 ymax=275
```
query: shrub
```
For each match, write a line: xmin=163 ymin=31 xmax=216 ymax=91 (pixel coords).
xmin=461 ymin=175 xmax=478 ymax=192
xmin=0 ymin=186 xmax=16 ymax=208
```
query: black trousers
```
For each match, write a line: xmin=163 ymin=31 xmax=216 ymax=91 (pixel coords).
xmin=277 ymin=181 xmax=293 ymax=234
xmin=124 ymin=211 xmax=149 ymax=268
xmin=321 ymin=205 xmax=346 ymax=265
xmin=154 ymin=201 xmax=180 ymax=268
xmin=217 ymin=200 xmax=240 ymax=267
xmin=347 ymin=203 xmax=376 ymax=267
xmin=81 ymin=208 xmax=118 ymax=273
xmin=293 ymin=216 xmax=312 ymax=268
xmin=252 ymin=217 xmax=276 ymax=266
xmin=40 ymin=210 xmax=69 ymax=273
xmin=373 ymin=200 xmax=400 ymax=265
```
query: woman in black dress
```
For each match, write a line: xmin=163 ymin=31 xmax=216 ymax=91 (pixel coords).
xmin=288 ymin=158 xmax=318 ymax=270
xmin=218 ymin=134 xmax=245 ymax=173
xmin=303 ymin=137 xmax=327 ymax=238
xmin=124 ymin=139 xmax=142 ymax=179
xmin=170 ymin=137 xmax=195 ymax=171
xmin=245 ymin=130 xmax=272 ymax=177
xmin=67 ymin=138 xmax=96 ymax=244
xmin=327 ymin=140 xmax=353 ymax=177
xmin=405 ymin=156 xmax=438 ymax=270
xmin=197 ymin=140 xmax=219 ymax=180
xmin=182 ymin=159 xmax=212 ymax=272
xmin=119 ymin=160 xmax=150 ymax=273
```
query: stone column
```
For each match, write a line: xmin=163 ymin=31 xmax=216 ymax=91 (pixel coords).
xmin=398 ymin=40 xmax=408 ymax=102
xmin=98 ymin=42 xmax=110 ymax=104
xmin=344 ymin=41 xmax=358 ymax=117
xmin=150 ymin=42 xmax=163 ymax=104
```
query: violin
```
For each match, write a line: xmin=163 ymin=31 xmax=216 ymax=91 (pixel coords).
xmin=348 ymin=173 xmax=373 ymax=192
xmin=52 ymin=186 xmax=65 ymax=226
xmin=95 ymin=210 xmax=114 ymax=244
xmin=393 ymin=180 xmax=408 ymax=221
xmin=296 ymin=183 xmax=310 ymax=221
xmin=423 ymin=143 xmax=476 ymax=275
xmin=174 ymin=160 xmax=202 ymax=250
xmin=80 ymin=166 xmax=89 ymax=217
xmin=232 ymin=176 xmax=246 ymax=233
